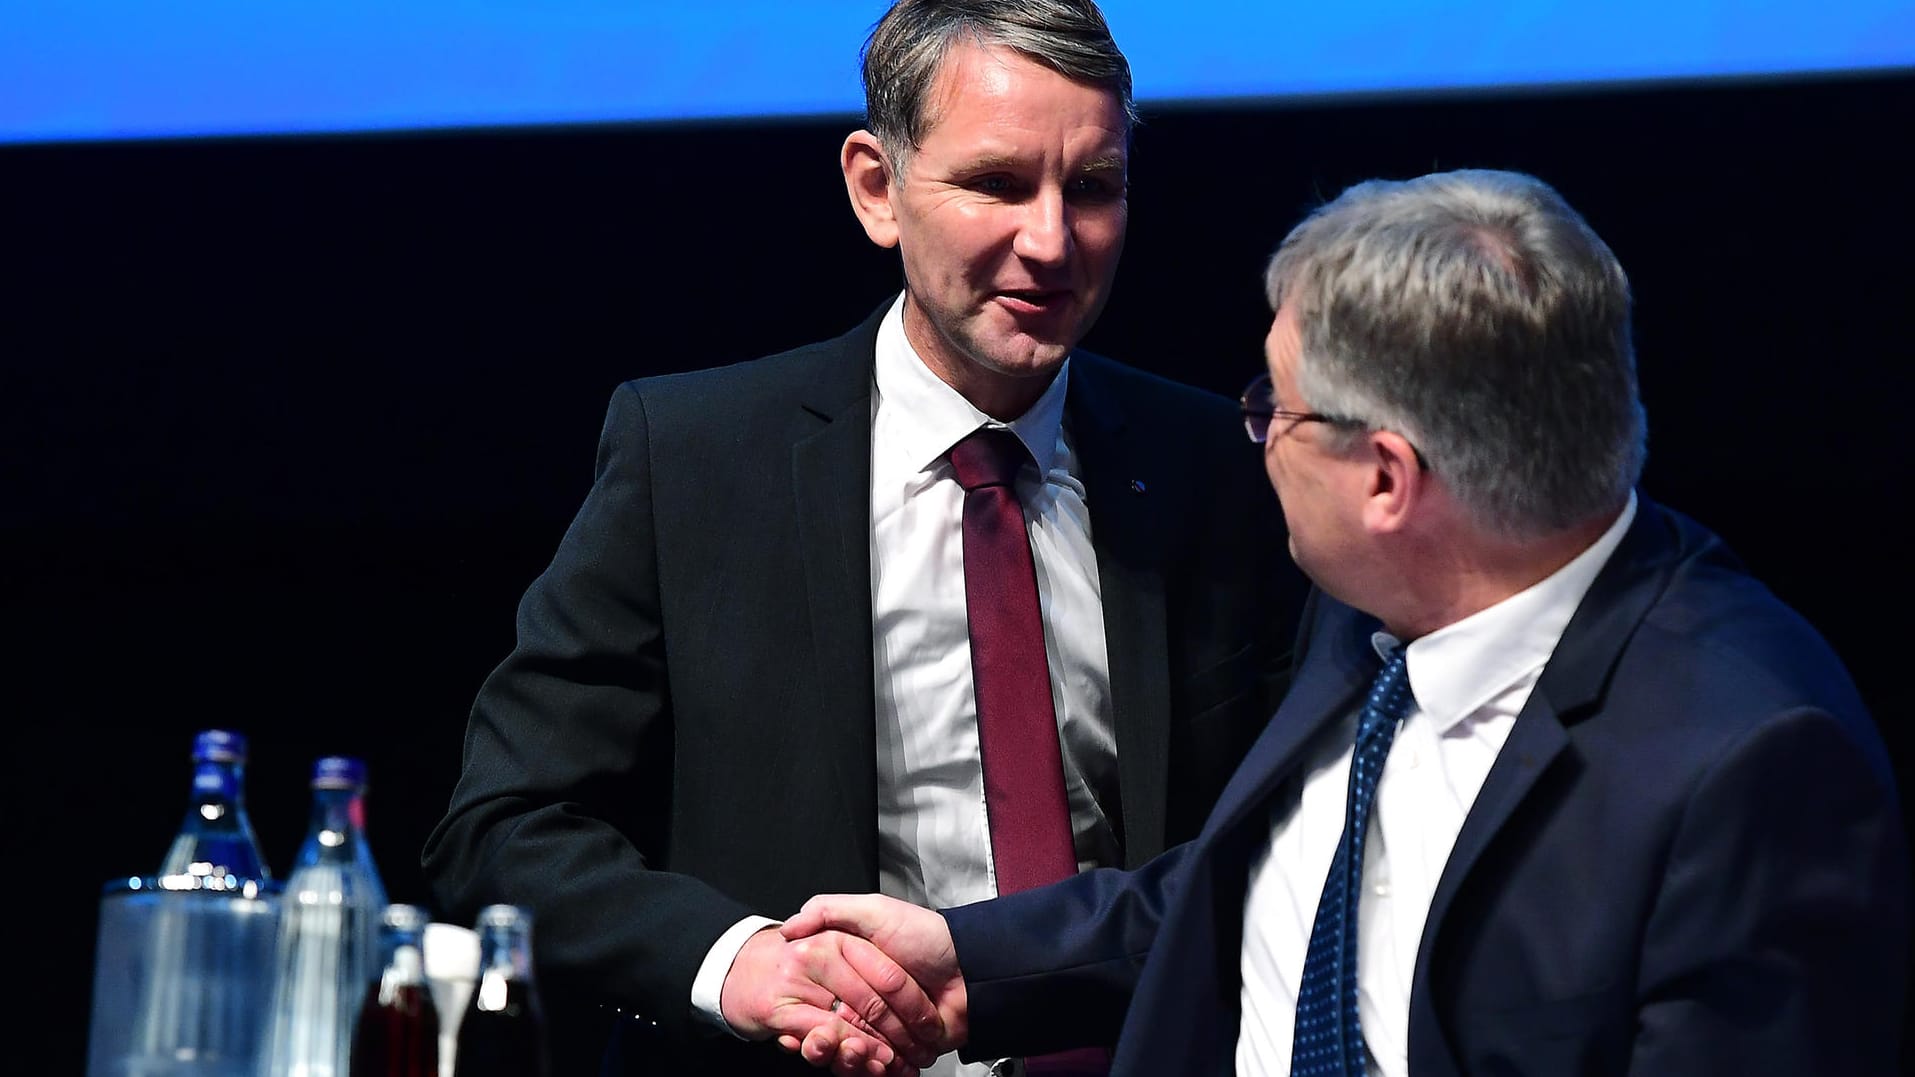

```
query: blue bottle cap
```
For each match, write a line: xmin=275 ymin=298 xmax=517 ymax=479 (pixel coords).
xmin=193 ymin=729 xmax=247 ymax=764
xmin=311 ymin=755 xmax=369 ymax=790
xmin=476 ymin=903 xmax=531 ymax=930
xmin=382 ymin=904 xmax=432 ymax=932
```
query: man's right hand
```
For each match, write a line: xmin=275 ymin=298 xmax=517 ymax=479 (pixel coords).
xmin=719 ymin=924 xmax=944 ymax=1076
xmin=779 ymin=894 xmax=970 ymax=1067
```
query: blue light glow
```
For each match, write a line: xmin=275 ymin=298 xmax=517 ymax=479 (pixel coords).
xmin=4 ymin=1 xmax=1910 ymax=144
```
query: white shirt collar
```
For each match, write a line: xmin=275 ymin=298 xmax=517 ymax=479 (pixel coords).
xmin=872 ymin=293 xmax=1071 ymax=476
xmin=1372 ymin=491 xmax=1639 ymax=734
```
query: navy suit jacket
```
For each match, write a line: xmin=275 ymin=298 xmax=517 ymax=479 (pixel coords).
xmin=947 ymin=498 xmax=1908 ymax=1075
xmin=420 ymin=304 xmax=1306 ymax=1073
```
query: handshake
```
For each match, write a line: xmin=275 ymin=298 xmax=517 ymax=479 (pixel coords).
xmin=718 ymin=894 xmax=968 ymax=1077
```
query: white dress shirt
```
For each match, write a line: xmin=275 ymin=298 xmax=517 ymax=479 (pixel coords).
xmin=1234 ymin=494 xmax=1638 ymax=1077
xmin=695 ymin=296 xmax=1120 ymax=1077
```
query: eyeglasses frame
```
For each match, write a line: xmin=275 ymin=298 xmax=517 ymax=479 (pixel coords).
xmin=1238 ymin=371 xmax=1430 ymax=470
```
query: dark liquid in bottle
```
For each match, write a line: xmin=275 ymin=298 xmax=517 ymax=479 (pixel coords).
xmin=453 ymin=980 xmax=546 ymax=1077
xmin=349 ymin=980 xmax=441 ymax=1077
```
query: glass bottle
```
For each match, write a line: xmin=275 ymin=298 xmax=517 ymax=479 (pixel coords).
xmin=159 ymin=727 xmax=272 ymax=888
xmin=350 ymin=903 xmax=441 ymax=1077
xmin=106 ymin=729 xmax=280 ymax=1076
xmin=262 ymin=755 xmax=390 ymax=1077
xmin=451 ymin=905 xmax=548 ymax=1077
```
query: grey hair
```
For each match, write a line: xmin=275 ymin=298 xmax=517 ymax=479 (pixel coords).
xmin=1264 ymin=169 xmax=1647 ymax=538
xmin=859 ymin=0 xmax=1136 ymax=173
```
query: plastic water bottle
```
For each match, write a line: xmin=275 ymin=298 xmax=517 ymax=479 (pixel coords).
xmin=262 ymin=756 xmax=390 ymax=1077
xmin=350 ymin=904 xmax=441 ymax=1077
xmin=451 ymin=905 xmax=548 ymax=1077
xmin=159 ymin=728 xmax=272 ymax=887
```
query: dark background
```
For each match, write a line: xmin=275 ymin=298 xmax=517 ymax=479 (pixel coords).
xmin=8 ymin=69 xmax=1912 ymax=1072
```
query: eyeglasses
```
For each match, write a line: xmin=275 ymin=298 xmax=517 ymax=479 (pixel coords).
xmin=1238 ymin=372 xmax=1353 ymax=445
xmin=1239 ymin=371 xmax=1432 ymax=470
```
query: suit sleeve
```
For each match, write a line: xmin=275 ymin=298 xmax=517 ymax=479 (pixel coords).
xmin=1627 ymin=705 xmax=1909 ymax=1074
xmin=944 ymin=842 xmax=1195 ymax=1060
xmin=419 ymin=383 xmax=756 ymax=1033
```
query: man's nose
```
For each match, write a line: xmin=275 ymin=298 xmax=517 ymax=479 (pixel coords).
xmin=1012 ymin=189 xmax=1070 ymax=266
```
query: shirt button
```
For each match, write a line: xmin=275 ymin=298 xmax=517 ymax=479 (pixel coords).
xmin=1373 ymin=882 xmax=1391 ymax=897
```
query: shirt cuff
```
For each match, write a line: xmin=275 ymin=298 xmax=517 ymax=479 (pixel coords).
xmin=689 ymin=914 xmax=783 ymax=1038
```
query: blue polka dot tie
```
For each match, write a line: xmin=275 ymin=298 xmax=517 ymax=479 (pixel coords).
xmin=1289 ymin=647 xmax=1415 ymax=1077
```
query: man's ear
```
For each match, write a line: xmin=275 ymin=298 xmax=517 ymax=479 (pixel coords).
xmin=842 ymin=130 xmax=900 ymax=249
xmin=1360 ymin=430 xmax=1426 ymax=536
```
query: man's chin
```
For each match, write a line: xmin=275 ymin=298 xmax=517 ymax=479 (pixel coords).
xmin=991 ymin=329 xmax=1081 ymax=371
xmin=982 ymin=347 xmax=1072 ymax=379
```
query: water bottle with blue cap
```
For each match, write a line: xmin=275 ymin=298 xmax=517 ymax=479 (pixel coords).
xmin=262 ymin=754 xmax=391 ymax=1077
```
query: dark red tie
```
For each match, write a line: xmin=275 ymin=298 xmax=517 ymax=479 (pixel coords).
xmin=949 ymin=428 xmax=1111 ymax=1077
xmin=949 ymin=427 xmax=1077 ymax=894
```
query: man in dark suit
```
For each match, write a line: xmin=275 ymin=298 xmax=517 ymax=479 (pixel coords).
xmin=782 ymin=169 xmax=1909 ymax=1075
xmin=419 ymin=2 xmax=1302 ymax=1074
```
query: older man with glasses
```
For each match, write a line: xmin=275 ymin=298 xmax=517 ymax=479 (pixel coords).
xmin=780 ymin=167 xmax=1907 ymax=1077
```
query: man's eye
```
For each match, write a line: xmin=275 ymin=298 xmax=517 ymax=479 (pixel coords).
xmin=1069 ymin=176 xmax=1124 ymax=201
xmin=973 ymin=175 xmax=1015 ymax=194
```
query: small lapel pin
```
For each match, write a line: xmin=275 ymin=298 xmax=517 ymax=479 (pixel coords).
xmin=1129 ymin=479 xmax=1147 ymax=494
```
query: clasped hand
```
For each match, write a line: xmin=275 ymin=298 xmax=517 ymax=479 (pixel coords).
xmin=718 ymin=895 xmax=969 ymax=1077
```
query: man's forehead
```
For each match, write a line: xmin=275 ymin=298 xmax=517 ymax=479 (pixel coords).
xmin=918 ymin=39 xmax=1128 ymax=140
xmin=1265 ymin=306 xmax=1303 ymax=373
xmin=952 ymin=145 xmax=1128 ymax=170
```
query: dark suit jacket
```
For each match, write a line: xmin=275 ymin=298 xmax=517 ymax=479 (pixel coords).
xmin=947 ymin=497 xmax=1909 ymax=1075
xmin=420 ymin=304 xmax=1305 ymax=1073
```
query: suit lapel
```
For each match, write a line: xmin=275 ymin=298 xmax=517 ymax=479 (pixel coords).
xmin=1425 ymin=501 xmax=1677 ymax=927
xmin=1139 ymin=601 xmax=1371 ymax=1074
xmin=1066 ymin=359 xmax=1181 ymax=862
xmin=1411 ymin=501 xmax=1684 ymax=1062
xmin=789 ymin=318 xmax=883 ymax=882
xmin=1204 ymin=603 xmax=1375 ymax=839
